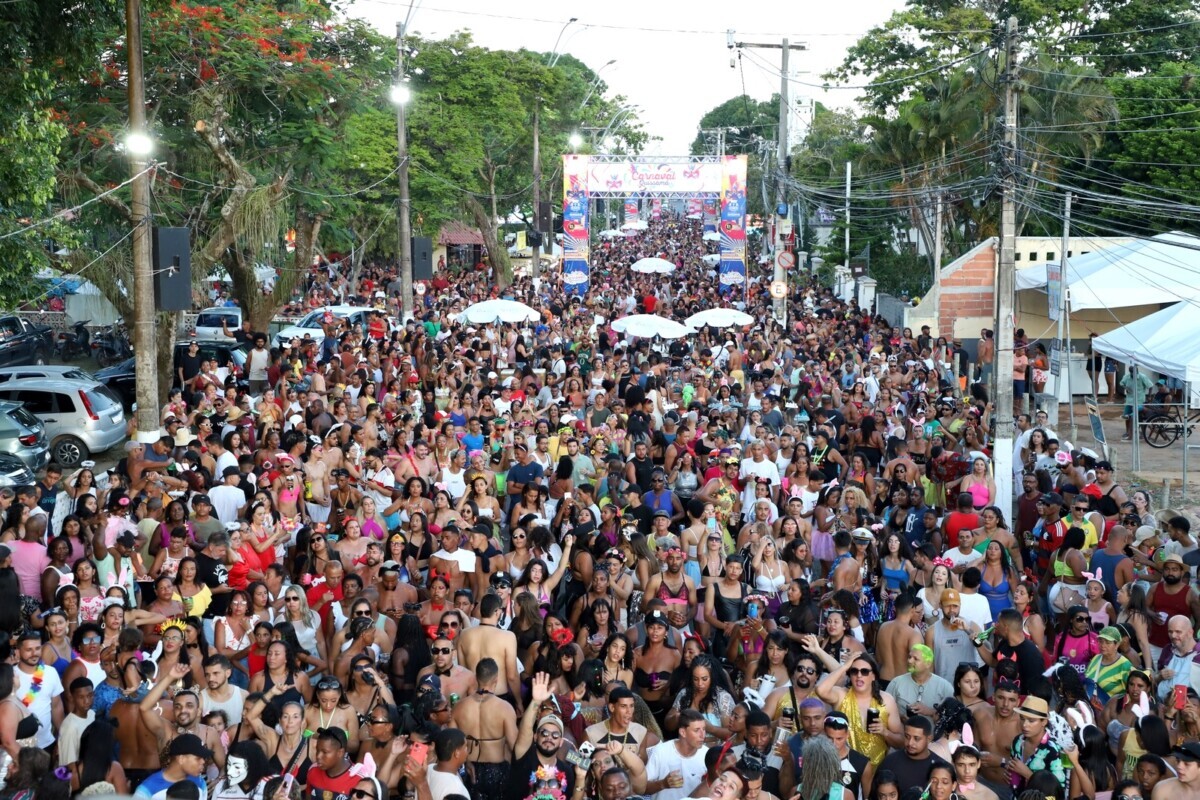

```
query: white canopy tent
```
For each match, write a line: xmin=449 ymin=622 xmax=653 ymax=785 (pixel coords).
xmin=1016 ymin=231 xmax=1200 ymax=310
xmin=1092 ymin=300 xmax=1200 ymax=498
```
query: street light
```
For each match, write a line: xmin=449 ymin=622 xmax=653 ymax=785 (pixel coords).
xmin=569 ymin=133 xmax=583 ymax=150
xmin=125 ymin=131 xmax=154 ymax=156
xmin=548 ymin=17 xmax=579 ymax=67
xmin=389 ymin=83 xmax=411 ymax=106
xmin=578 ymin=59 xmax=616 ymax=110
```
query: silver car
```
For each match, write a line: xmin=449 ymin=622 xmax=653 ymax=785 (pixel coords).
xmin=0 ymin=377 xmax=126 ymax=467
xmin=0 ymin=400 xmax=49 ymax=472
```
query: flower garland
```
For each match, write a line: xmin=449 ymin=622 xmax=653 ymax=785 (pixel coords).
xmin=20 ymin=664 xmax=44 ymax=707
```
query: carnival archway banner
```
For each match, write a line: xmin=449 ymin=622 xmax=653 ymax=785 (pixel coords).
xmin=561 ymin=155 xmax=747 ymax=295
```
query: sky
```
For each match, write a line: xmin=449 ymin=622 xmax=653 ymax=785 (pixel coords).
xmin=352 ymin=0 xmax=903 ymax=155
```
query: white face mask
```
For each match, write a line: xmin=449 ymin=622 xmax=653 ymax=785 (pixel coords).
xmin=227 ymin=756 xmax=247 ymax=784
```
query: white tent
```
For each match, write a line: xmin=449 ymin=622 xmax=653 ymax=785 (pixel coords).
xmin=1016 ymin=231 xmax=1200 ymax=311
xmin=1092 ymin=300 xmax=1200 ymax=385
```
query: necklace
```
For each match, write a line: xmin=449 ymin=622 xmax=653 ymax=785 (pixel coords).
xmin=20 ymin=664 xmax=44 ymax=707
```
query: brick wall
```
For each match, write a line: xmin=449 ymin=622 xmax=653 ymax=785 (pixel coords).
xmin=939 ymin=240 xmax=996 ymax=337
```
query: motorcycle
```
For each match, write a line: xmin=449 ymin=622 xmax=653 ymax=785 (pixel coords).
xmin=92 ymin=323 xmax=132 ymax=367
xmin=55 ymin=320 xmax=91 ymax=361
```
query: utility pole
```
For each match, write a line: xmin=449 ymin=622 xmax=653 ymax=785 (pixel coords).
xmin=395 ymin=21 xmax=414 ymax=321
xmin=993 ymin=15 xmax=1020 ymax=513
xmin=126 ymin=0 xmax=158 ymax=442
xmin=844 ymin=161 xmax=851 ymax=269
xmin=532 ymin=105 xmax=541 ymax=283
xmin=1059 ymin=191 xmax=1077 ymax=441
xmin=933 ymin=193 xmax=943 ymax=329
xmin=736 ymin=38 xmax=807 ymax=321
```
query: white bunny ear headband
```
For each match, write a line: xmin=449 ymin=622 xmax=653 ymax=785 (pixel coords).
xmin=949 ymin=723 xmax=979 ymax=756
xmin=1131 ymin=693 xmax=1152 ymax=722
xmin=1066 ymin=700 xmax=1099 ymax=734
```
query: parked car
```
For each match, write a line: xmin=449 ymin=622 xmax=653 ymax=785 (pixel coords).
xmin=194 ymin=306 xmax=243 ymax=340
xmin=0 ymin=399 xmax=50 ymax=473
xmin=0 ymin=452 xmax=35 ymax=487
xmin=0 ymin=315 xmax=54 ymax=367
xmin=0 ymin=377 xmax=127 ymax=467
xmin=0 ymin=365 xmax=99 ymax=384
xmin=271 ymin=305 xmax=393 ymax=349
xmin=95 ymin=339 xmax=249 ymax=409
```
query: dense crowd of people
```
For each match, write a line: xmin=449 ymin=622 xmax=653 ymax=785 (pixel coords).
xmin=0 ymin=213 xmax=1196 ymax=800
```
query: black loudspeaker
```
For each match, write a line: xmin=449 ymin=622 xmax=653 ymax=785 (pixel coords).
xmin=152 ymin=227 xmax=192 ymax=312
xmin=537 ymin=201 xmax=552 ymax=232
xmin=412 ymin=236 xmax=433 ymax=280
xmin=528 ymin=230 xmax=543 ymax=247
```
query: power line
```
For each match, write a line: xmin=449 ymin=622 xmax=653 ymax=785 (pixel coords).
xmin=0 ymin=164 xmax=156 ymax=241
xmin=739 ymin=45 xmax=991 ymax=91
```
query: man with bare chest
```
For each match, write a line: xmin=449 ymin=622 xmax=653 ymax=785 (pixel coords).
xmin=376 ymin=562 xmax=417 ymax=619
xmin=457 ymin=595 xmax=524 ymax=713
xmin=429 ymin=526 xmax=477 ymax=593
xmin=305 ymin=447 xmax=332 ymax=524
xmin=452 ymin=658 xmax=517 ymax=800
xmin=976 ymin=681 xmax=1022 ymax=785
xmin=417 ymin=636 xmax=476 ymax=700
xmin=876 ymin=593 xmax=923 ymax=682
xmin=396 ymin=439 xmax=439 ymax=483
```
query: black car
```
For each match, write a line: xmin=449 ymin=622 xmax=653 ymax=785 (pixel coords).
xmin=96 ymin=339 xmax=249 ymax=409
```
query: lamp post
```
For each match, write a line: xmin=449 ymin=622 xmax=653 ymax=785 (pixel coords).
xmin=548 ymin=17 xmax=578 ymax=67
xmin=126 ymin=0 xmax=159 ymax=441
xmin=569 ymin=133 xmax=583 ymax=151
xmin=392 ymin=23 xmax=413 ymax=321
xmin=578 ymin=59 xmax=616 ymax=110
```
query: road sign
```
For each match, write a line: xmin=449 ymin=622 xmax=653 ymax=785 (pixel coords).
xmin=769 ymin=281 xmax=787 ymax=299
xmin=776 ymin=251 xmax=796 ymax=270
xmin=415 ymin=282 xmax=426 ymax=295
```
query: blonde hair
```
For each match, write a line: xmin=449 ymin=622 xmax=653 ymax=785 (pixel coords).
xmin=844 ymin=486 xmax=869 ymax=511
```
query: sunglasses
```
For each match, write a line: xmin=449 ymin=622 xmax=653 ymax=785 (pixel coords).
xmin=824 ymin=716 xmax=850 ymax=730
xmin=431 ymin=647 xmax=453 ymax=655
xmin=847 ymin=667 xmax=874 ymax=677
xmin=795 ymin=666 xmax=817 ymax=675
xmin=82 ymin=635 xmax=101 ymax=645
xmin=285 ymin=596 xmax=300 ymax=603
xmin=316 ymin=679 xmax=342 ymax=691
xmin=354 ymin=610 xmax=371 ymax=617
xmin=443 ymin=621 xmax=460 ymax=628
xmin=1073 ymin=616 xmax=1089 ymax=623
xmin=537 ymin=729 xmax=562 ymax=740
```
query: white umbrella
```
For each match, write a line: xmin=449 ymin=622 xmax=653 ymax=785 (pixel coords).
xmin=631 ymin=257 xmax=676 ymax=275
xmin=457 ymin=299 xmax=540 ymax=324
xmin=599 ymin=229 xmax=622 ymax=238
xmin=621 ymin=229 xmax=640 ymax=237
xmin=702 ymin=231 xmax=721 ymax=242
xmin=686 ymin=212 xmax=702 ymax=220
xmin=611 ymin=314 xmax=694 ymax=339
xmin=701 ymin=254 xmax=721 ymax=265
xmin=620 ymin=220 xmax=640 ymax=230
xmin=685 ymin=308 xmax=755 ymax=329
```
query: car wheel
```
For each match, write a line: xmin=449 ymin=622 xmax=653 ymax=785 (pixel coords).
xmin=52 ymin=436 xmax=87 ymax=468
xmin=33 ymin=350 xmax=46 ymax=366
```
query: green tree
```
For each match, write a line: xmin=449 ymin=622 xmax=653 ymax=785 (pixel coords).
xmin=0 ymin=0 xmax=121 ymax=307
xmin=690 ymin=95 xmax=778 ymax=155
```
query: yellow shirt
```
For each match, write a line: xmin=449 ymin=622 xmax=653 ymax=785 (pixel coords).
xmin=1064 ymin=515 xmax=1099 ymax=550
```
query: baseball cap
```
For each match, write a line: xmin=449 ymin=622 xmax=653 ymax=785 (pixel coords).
xmin=645 ymin=610 xmax=670 ymax=629
xmin=168 ymin=733 xmax=214 ymax=760
xmin=940 ymin=589 xmax=961 ymax=606
xmin=1176 ymin=742 xmax=1200 ymax=762
xmin=536 ymin=714 xmax=565 ymax=733
xmin=1039 ymin=492 xmax=1063 ymax=507
xmin=1097 ymin=626 xmax=1123 ymax=643
xmin=418 ymin=674 xmax=442 ymax=694
xmin=1133 ymin=525 xmax=1158 ymax=546
xmin=192 ymin=494 xmax=211 ymax=506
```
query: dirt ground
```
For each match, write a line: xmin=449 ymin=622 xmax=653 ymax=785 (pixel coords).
xmin=1056 ymin=397 xmax=1198 ymax=512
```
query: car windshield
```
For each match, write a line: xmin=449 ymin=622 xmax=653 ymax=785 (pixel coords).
xmin=197 ymin=311 xmax=237 ymax=328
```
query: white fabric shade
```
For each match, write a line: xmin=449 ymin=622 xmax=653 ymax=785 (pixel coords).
xmin=1092 ymin=300 xmax=1200 ymax=385
xmin=457 ymin=299 xmax=540 ymax=324
xmin=685 ymin=308 xmax=755 ymax=329
xmin=611 ymin=314 xmax=693 ymax=339
xmin=630 ymin=257 xmax=676 ymax=274
xmin=1016 ymin=231 xmax=1200 ymax=311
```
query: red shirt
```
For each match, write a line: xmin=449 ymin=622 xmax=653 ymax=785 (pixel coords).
xmin=305 ymin=765 xmax=358 ymax=800
xmin=643 ymin=294 xmax=657 ymax=313
xmin=943 ymin=512 xmax=981 ymax=549
xmin=307 ymin=580 xmax=344 ymax=625
xmin=1037 ymin=518 xmax=1069 ymax=574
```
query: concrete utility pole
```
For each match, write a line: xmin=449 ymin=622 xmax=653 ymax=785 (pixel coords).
xmin=933 ymin=193 xmax=943 ymax=325
xmin=126 ymin=0 xmax=159 ymax=442
xmin=395 ymin=21 xmax=414 ymax=321
xmin=844 ymin=161 xmax=851 ymax=269
xmin=532 ymin=106 xmax=541 ymax=282
xmin=735 ymin=37 xmax=807 ymax=322
xmin=1060 ymin=191 xmax=1077 ymax=441
xmin=993 ymin=15 xmax=1020 ymax=512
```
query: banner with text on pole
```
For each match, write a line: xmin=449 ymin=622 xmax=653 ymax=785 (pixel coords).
xmin=718 ymin=155 xmax=748 ymax=294
xmin=562 ymin=155 xmax=591 ymax=295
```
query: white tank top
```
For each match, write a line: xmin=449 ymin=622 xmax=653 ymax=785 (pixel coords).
xmin=443 ymin=467 xmax=467 ymax=501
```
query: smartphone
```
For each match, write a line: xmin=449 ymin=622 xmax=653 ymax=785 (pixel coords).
xmin=1176 ymin=684 xmax=1188 ymax=710
xmin=866 ymin=708 xmax=880 ymax=728
xmin=748 ymin=603 xmax=759 ymax=620
xmin=281 ymin=772 xmax=294 ymax=797
xmin=408 ymin=741 xmax=429 ymax=767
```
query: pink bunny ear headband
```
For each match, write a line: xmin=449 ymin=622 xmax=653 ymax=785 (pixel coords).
xmin=1082 ymin=567 xmax=1103 ymax=585
xmin=948 ymin=723 xmax=979 ymax=757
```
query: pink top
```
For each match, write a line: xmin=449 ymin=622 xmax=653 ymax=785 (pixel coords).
xmin=10 ymin=541 xmax=49 ymax=600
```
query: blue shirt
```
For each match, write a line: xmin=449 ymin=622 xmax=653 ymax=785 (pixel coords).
xmin=134 ymin=772 xmax=206 ymax=800
xmin=461 ymin=432 xmax=485 ymax=453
